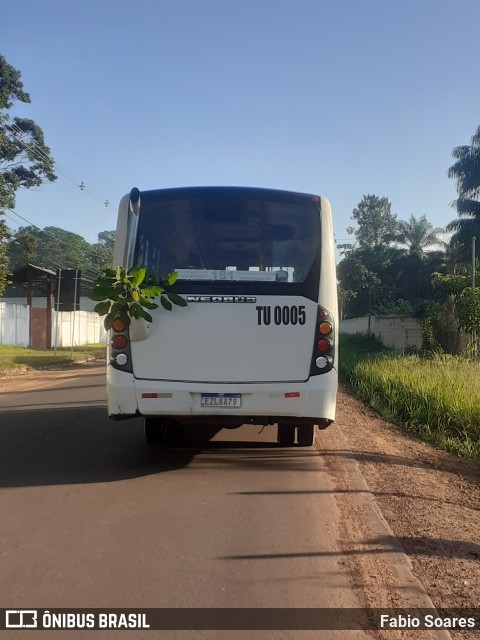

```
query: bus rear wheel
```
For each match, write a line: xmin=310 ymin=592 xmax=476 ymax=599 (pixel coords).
xmin=297 ymin=424 xmax=315 ymax=447
xmin=144 ymin=418 xmax=166 ymax=444
xmin=277 ymin=423 xmax=295 ymax=447
xmin=164 ymin=419 xmax=183 ymax=444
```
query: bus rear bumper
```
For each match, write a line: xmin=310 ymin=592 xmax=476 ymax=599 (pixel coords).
xmin=107 ymin=365 xmax=338 ymax=423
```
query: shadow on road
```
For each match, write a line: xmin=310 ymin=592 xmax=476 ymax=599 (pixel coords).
xmin=0 ymin=406 xmax=322 ymax=488
xmin=0 ymin=406 xmax=200 ymax=488
xmin=220 ymin=534 xmax=480 ymax=562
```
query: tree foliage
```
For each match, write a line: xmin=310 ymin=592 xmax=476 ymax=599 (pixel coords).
xmin=338 ymin=195 xmax=446 ymax=318
xmin=397 ymin=215 xmax=444 ymax=256
xmin=0 ymin=55 xmax=56 ymax=212
xmin=418 ymin=274 xmax=480 ymax=355
xmin=90 ymin=230 xmax=116 ymax=275
xmin=347 ymin=195 xmax=398 ymax=248
xmin=6 ymin=226 xmax=115 ymax=285
xmin=447 ymin=125 xmax=480 ymax=266
xmin=0 ymin=55 xmax=56 ymax=294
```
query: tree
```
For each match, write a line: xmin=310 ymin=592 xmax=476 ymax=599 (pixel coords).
xmin=338 ymin=198 xmax=447 ymax=317
xmin=397 ymin=214 xmax=445 ymax=257
xmin=90 ymin=230 xmax=115 ymax=274
xmin=420 ymin=273 xmax=480 ymax=355
xmin=339 ymin=195 xmax=399 ymax=317
xmin=347 ymin=195 xmax=398 ymax=248
xmin=0 ymin=55 xmax=56 ymax=293
xmin=0 ymin=219 xmax=9 ymax=293
xmin=447 ymin=125 xmax=480 ymax=266
xmin=6 ymin=226 xmax=115 ymax=294
xmin=6 ymin=227 xmax=37 ymax=268
xmin=337 ymin=245 xmax=394 ymax=318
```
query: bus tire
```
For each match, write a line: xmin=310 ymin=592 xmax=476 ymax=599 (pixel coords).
xmin=144 ymin=418 xmax=165 ymax=444
xmin=164 ymin=419 xmax=183 ymax=444
xmin=277 ymin=423 xmax=295 ymax=447
xmin=297 ymin=424 xmax=315 ymax=447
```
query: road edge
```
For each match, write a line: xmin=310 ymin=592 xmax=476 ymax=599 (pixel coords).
xmin=316 ymin=423 xmax=453 ymax=640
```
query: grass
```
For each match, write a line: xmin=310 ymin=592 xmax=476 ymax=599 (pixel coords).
xmin=0 ymin=344 xmax=106 ymax=373
xmin=340 ymin=333 xmax=480 ymax=462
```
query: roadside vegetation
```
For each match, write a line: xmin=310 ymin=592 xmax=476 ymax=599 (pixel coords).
xmin=340 ymin=334 xmax=480 ymax=462
xmin=0 ymin=344 xmax=106 ymax=374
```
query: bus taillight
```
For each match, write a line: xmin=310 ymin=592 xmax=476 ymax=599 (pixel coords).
xmin=317 ymin=339 xmax=331 ymax=352
xmin=113 ymin=318 xmax=127 ymax=332
xmin=110 ymin=317 xmax=133 ymax=373
xmin=319 ymin=321 xmax=332 ymax=335
xmin=309 ymin=306 xmax=335 ymax=376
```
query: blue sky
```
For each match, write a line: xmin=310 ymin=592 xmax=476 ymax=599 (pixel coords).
xmin=2 ymin=0 xmax=480 ymax=248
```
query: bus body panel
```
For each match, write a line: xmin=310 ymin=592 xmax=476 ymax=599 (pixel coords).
xmin=107 ymin=364 xmax=337 ymax=422
xmin=129 ymin=295 xmax=318 ymax=383
xmin=317 ymin=197 xmax=339 ymax=367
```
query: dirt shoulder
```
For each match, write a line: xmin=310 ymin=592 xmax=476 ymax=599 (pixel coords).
xmin=0 ymin=360 xmax=106 ymax=392
xmin=333 ymin=384 xmax=480 ymax=637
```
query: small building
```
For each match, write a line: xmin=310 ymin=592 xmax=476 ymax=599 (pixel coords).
xmin=8 ymin=264 xmax=56 ymax=349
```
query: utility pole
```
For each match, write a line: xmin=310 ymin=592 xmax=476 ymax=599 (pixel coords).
xmin=473 ymin=237 xmax=477 ymax=359
xmin=473 ymin=236 xmax=476 ymax=288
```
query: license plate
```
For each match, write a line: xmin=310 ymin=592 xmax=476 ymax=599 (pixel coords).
xmin=201 ymin=393 xmax=242 ymax=408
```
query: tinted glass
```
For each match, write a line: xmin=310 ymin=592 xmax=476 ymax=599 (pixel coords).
xmin=135 ymin=188 xmax=319 ymax=284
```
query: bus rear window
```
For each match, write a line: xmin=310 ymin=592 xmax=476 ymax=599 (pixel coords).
xmin=135 ymin=190 xmax=319 ymax=283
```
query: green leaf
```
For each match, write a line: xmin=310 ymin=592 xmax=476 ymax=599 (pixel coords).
xmin=134 ymin=267 xmax=147 ymax=286
xmin=142 ymin=311 xmax=153 ymax=323
xmin=140 ymin=299 xmax=159 ymax=310
xmin=129 ymin=302 xmax=143 ymax=319
xmin=167 ymin=292 xmax=188 ymax=307
xmin=118 ymin=309 xmax=131 ymax=328
xmin=89 ymin=288 xmax=112 ymax=301
xmin=104 ymin=313 xmax=116 ymax=331
xmin=93 ymin=301 xmax=111 ymax=316
xmin=160 ymin=296 xmax=173 ymax=311
xmin=110 ymin=301 xmax=126 ymax=317
xmin=141 ymin=285 xmax=162 ymax=297
xmin=166 ymin=271 xmax=178 ymax=286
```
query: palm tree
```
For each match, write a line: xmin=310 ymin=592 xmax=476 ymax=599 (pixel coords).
xmin=398 ymin=214 xmax=445 ymax=257
xmin=447 ymin=125 xmax=480 ymax=266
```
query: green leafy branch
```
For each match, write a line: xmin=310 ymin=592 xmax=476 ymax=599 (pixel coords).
xmin=89 ymin=266 xmax=187 ymax=330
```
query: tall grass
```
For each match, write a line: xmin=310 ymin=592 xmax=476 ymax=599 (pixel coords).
xmin=340 ymin=334 xmax=480 ymax=462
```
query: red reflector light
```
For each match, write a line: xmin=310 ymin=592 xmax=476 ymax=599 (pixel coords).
xmin=317 ymin=339 xmax=331 ymax=352
xmin=319 ymin=321 xmax=332 ymax=335
xmin=285 ymin=392 xmax=300 ymax=398
xmin=112 ymin=335 xmax=128 ymax=349
xmin=113 ymin=318 xmax=127 ymax=332
xmin=142 ymin=393 xmax=158 ymax=399
xmin=319 ymin=310 xmax=327 ymax=318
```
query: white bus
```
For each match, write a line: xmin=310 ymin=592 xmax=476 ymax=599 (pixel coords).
xmin=108 ymin=186 xmax=338 ymax=446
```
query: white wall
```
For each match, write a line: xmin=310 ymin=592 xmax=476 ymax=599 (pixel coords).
xmin=340 ymin=315 xmax=423 ymax=349
xmin=0 ymin=302 xmax=30 ymax=346
xmin=0 ymin=302 xmax=106 ymax=347
xmin=1 ymin=296 xmax=97 ymax=311
xmin=52 ymin=310 xmax=107 ymax=347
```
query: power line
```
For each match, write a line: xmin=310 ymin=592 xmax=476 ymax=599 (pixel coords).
xmin=7 ymin=121 xmax=111 ymax=207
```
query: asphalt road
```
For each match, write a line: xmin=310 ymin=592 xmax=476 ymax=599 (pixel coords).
xmin=0 ymin=364 xmax=440 ymax=640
